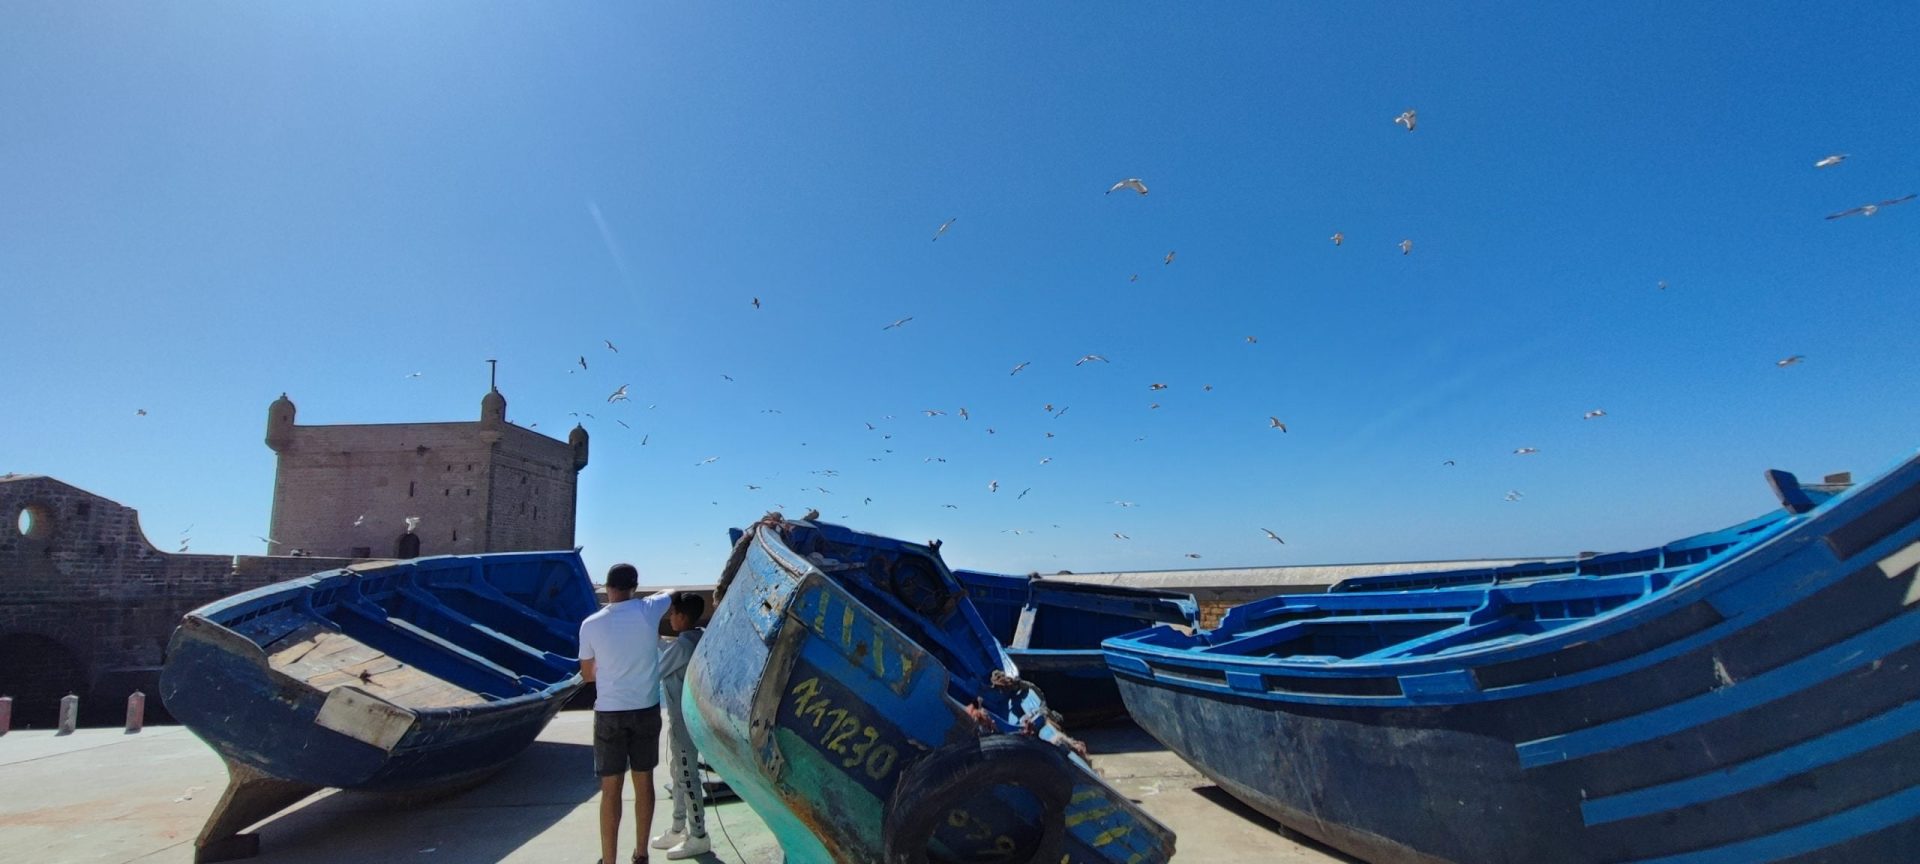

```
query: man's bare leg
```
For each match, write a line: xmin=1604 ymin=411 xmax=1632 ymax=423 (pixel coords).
xmin=600 ymin=774 xmax=625 ymax=864
xmin=630 ymin=769 xmax=656 ymax=859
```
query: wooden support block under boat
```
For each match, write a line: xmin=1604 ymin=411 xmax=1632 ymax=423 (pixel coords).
xmin=193 ymin=759 xmax=321 ymax=863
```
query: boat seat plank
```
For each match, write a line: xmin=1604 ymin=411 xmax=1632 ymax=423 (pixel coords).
xmin=267 ymin=622 xmax=486 ymax=709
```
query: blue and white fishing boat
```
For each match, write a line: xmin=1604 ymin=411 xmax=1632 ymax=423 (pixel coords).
xmin=160 ymin=551 xmax=597 ymax=863
xmin=955 ymin=569 xmax=1198 ymax=726
xmin=689 ymin=516 xmax=1175 ymax=864
xmin=1106 ymin=456 xmax=1920 ymax=864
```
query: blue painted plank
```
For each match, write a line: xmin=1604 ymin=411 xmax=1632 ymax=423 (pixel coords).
xmin=1623 ymin=782 xmax=1920 ymax=864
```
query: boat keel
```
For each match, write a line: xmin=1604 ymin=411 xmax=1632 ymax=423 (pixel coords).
xmin=193 ymin=759 xmax=321 ymax=863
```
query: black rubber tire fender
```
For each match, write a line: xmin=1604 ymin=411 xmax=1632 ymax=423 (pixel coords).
xmin=882 ymin=735 xmax=1075 ymax=864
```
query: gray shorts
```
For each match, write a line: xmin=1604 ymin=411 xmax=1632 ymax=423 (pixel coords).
xmin=593 ymin=706 xmax=662 ymax=776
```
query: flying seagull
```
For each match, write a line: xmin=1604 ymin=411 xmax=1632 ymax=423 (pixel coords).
xmin=1330 ymin=232 xmax=1344 ymax=246
xmin=1513 ymin=447 xmax=1540 ymax=455
xmin=607 ymin=384 xmax=630 ymax=403
xmin=746 ymin=484 xmax=761 ymax=490
xmin=1777 ymin=355 xmax=1806 ymax=368
xmin=577 ymin=356 xmax=588 ymax=371
xmin=255 ymin=534 xmax=281 ymax=547
xmin=932 ymin=217 xmax=956 ymax=241
xmin=1010 ymin=361 xmax=1030 ymax=376
xmin=721 ymin=374 xmax=734 ymax=382
xmin=404 ymin=516 xmax=420 ymax=532
xmin=1394 ymin=109 xmax=1417 ymax=131
xmin=1075 ymin=354 xmax=1109 ymax=366
xmin=1583 ymin=409 xmax=1607 ymax=420
xmin=1399 ymin=239 xmax=1413 ymax=255
xmin=1814 ymin=154 xmax=1847 ymax=169
xmin=1442 ymin=460 xmax=1456 ymax=466
xmin=1018 ymin=488 xmax=1030 ymax=500
xmin=135 ymin=408 xmax=148 ymax=416
xmin=1164 ymin=250 xmax=1176 ymax=266
xmin=922 ymin=409 xmax=946 ymax=417
xmin=352 ymin=514 xmax=366 ymax=527
xmin=988 ymin=480 xmax=998 ymax=493
xmin=1149 ymin=403 xmax=1161 ymax=410
xmin=1129 ymin=274 xmax=1139 ymax=283
xmin=616 ymin=419 xmax=630 ymax=429
xmin=1039 ymin=457 xmax=1052 ymax=465
xmin=1149 ymin=383 xmax=1168 ymax=391
xmin=958 ymin=407 xmax=969 ymax=420
xmin=1269 ymin=417 xmax=1287 ymax=432
xmin=944 ymin=504 xmax=959 ymax=509
xmin=752 ymin=297 xmax=761 ymax=309
xmin=1827 ymin=194 xmax=1915 ymax=220
xmin=1261 ymin=528 xmax=1285 ymax=544
xmin=1505 ymin=490 xmax=1524 ymax=502
xmin=1185 ymin=553 xmax=1202 ymax=559
xmin=1203 ymin=384 xmax=1214 ymax=391
xmin=1245 ymin=336 xmax=1258 ymax=344
xmin=640 ymin=434 xmax=648 ymax=445
xmin=1107 ymin=178 xmax=1149 ymax=196
xmin=696 ymin=456 xmax=719 ymax=466
xmin=1113 ymin=532 xmax=1130 ymax=540
xmin=1658 ymin=280 xmax=1669 ymax=291
xmin=883 ymin=317 xmax=914 ymax=330
xmin=604 ymin=339 xmax=618 ymax=353
xmin=404 ymin=372 xmax=423 ymax=379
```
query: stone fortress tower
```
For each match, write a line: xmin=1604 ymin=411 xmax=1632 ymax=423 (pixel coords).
xmin=264 ymin=376 xmax=589 ymax=559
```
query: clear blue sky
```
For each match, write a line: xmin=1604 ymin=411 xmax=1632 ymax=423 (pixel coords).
xmin=5 ymin=3 xmax=1918 ymax=584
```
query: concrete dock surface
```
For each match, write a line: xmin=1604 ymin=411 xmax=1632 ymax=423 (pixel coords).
xmin=1 ymin=712 xmax=1354 ymax=863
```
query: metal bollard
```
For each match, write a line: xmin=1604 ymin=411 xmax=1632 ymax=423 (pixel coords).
xmin=125 ymin=691 xmax=146 ymax=733
xmin=0 ymin=695 xmax=11 ymax=735
xmin=57 ymin=693 xmax=79 ymax=735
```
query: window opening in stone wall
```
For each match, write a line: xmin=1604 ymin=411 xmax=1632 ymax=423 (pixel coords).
xmin=352 ymin=546 xmax=371 ymax=558
xmin=445 ymin=464 xmax=451 ymax=472
xmin=444 ymin=488 xmax=450 ymax=497
xmin=75 ymin=501 xmax=90 ymax=518
xmin=464 ymin=488 xmax=471 ymax=496
xmin=396 ymin=532 xmax=420 ymax=558
xmin=409 ymin=481 xmax=416 ymax=498
xmin=16 ymin=504 xmax=51 ymax=539
xmin=452 ymin=529 xmax=458 ymax=542
xmin=533 ymin=505 xmax=538 ymax=521
xmin=466 ymin=464 xmax=473 ymax=471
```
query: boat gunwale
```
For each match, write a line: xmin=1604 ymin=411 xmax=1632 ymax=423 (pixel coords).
xmin=1106 ymin=451 xmax=1920 ymax=706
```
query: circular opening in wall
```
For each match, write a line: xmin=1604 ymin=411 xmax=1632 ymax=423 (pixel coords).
xmin=17 ymin=504 xmax=51 ymax=539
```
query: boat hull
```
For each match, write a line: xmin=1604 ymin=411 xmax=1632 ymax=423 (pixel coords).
xmin=1108 ymin=455 xmax=1920 ymax=864
xmin=687 ymin=520 xmax=1176 ymax=864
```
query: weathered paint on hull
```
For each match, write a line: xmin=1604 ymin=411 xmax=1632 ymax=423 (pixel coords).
xmin=1110 ymin=453 xmax=1920 ymax=864
xmin=688 ymin=521 xmax=1176 ymax=864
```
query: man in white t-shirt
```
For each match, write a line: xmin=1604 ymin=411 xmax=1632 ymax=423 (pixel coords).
xmin=579 ymin=563 xmax=673 ymax=864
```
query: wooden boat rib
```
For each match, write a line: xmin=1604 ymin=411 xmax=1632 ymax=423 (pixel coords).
xmin=688 ymin=516 xmax=1175 ymax=864
xmin=1104 ymin=455 xmax=1920 ymax=864
xmin=160 ymin=552 xmax=597 ymax=863
xmin=954 ymin=569 xmax=1198 ymax=726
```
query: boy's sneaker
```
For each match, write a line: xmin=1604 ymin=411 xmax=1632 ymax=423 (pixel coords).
xmin=664 ymin=835 xmax=710 ymax=860
xmin=650 ymin=829 xmax=686 ymax=850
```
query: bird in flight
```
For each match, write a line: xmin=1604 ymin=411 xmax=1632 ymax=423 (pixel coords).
xmin=1261 ymin=528 xmax=1285 ymax=544
xmin=1113 ymin=532 xmax=1130 ymax=541
xmin=1814 ymin=154 xmax=1847 ymax=169
xmin=1129 ymin=273 xmax=1139 ymax=283
xmin=1107 ymin=178 xmax=1149 ymax=196
xmin=745 ymin=484 xmax=761 ymax=490
xmin=943 ymin=503 xmax=959 ymax=509
xmin=696 ymin=456 xmax=719 ymax=466
xmin=1039 ymin=457 xmax=1052 ymax=465
xmin=988 ymin=480 xmax=998 ymax=493
xmin=1075 ymin=354 xmax=1108 ymax=366
xmin=1658 ymin=280 xmax=1668 ymax=291
xmin=640 ymin=434 xmax=648 ymax=445
xmin=577 ymin=356 xmax=588 ymax=371
xmin=1149 ymin=403 xmax=1161 ymax=410
xmin=752 ymin=297 xmax=761 ymax=309
xmin=1184 ymin=553 xmax=1202 ymax=559
xmin=1513 ymin=447 xmax=1540 ymax=455
xmin=604 ymin=339 xmax=618 ymax=353
xmin=1394 ymin=109 xmax=1417 ymax=131
xmin=1827 ymin=194 xmax=1915 ymax=220
xmin=1269 ymin=417 xmax=1287 ymax=432
xmin=1442 ymin=460 xmax=1456 ymax=467
xmin=1113 ymin=500 xmax=1137 ymax=508
xmin=1777 ymin=355 xmax=1806 ymax=368
xmin=721 ymin=374 xmax=734 ymax=382
xmin=1202 ymin=384 xmax=1214 ymax=392
xmin=1583 ymin=409 xmax=1607 ymax=420
xmin=1164 ymin=250 xmax=1176 ymax=265
xmin=404 ymin=372 xmax=423 ymax=379
xmin=1010 ymin=361 xmax=1030 ymax=376
xmin=352 ymin=514 xmax=366 ymax=527
xmin=883 ymin=317 xmax=914 ymax=330
xmin=1245 ymin=336 xmax=1258 ymax=344
xmin=1399 ymin=239 xmax=1413 ymax=255
xmin=1505 ymin=490 xmax=1524 ymax=502
xmin=404 ymin=516 xmax=420 ymax=533
xmin=1054 ymin=406 xmax=1069 ymax=418
xmin=923 ymin=409 xmax=946 ymax=417
xmin=567 ymin=411 xmax=595 ymax=419
xmin=1018 ymin=488 xmax=1030 ymax=500
xmin=1330 ymin=232 xmax=1344 ymax=246
xmin=255 ymin=534 xmax=281 ymax=547
xmin=607 ymin=384 xmax=630 ymax=403
xmin=616 ymin=420 xmax=630 ymax=429
xmin=135 ymin=408 xmax=148 ymax=416
xmin=958 ymin=407 xmax=970 ymax=420
xmin=1149 ymin=383 xmax=1168 ymax=391
xmin=933 ymin=217 xmax=956 ymax=241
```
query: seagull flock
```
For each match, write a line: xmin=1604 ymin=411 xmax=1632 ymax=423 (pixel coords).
xmin=311 ymin=113 xmax=1894 ymax=574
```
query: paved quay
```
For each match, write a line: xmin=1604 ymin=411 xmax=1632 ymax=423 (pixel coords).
xmin=1 ymin=712 xmax=1353 ymax=863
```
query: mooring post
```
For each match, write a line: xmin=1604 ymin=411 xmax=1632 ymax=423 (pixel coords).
xmin=57 ymin=693 xmax=79 ymax=735
xmin=0 ymin=695 xmax=12 ymax=735
xmin=126 ymin=690 xmax=146 ymax=733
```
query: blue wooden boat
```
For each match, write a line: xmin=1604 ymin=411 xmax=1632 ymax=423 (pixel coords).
xmin=688 ymin=517 xmax=1175 ymax=864
xmin=1105 ymin=457 xmax=1920 ymax=864
xmin=159 ymin=551 xmax=597 ymax=863
xmin=954 ymin=569 xmax=1198 ymax=726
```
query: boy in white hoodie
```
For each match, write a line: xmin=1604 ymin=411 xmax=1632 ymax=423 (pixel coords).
xmin=650 ymin=592 xmax=708 ymax=860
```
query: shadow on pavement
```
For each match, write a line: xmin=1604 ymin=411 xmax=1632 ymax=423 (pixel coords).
xmin=1191 ymin=785 xmax=1364 ymax=863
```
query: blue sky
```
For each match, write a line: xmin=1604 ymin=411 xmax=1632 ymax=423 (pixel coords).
xmin=4 ymin=3 xmax=1918 ymax=584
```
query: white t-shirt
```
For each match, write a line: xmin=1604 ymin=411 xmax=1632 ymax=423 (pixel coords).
xmin=578 ymin=591 xmax=674 ymax=711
